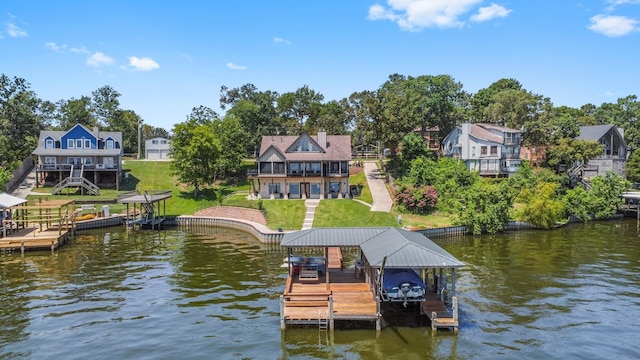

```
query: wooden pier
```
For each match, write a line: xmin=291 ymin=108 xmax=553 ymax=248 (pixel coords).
xmin=280 ymin=248 xmax=378 ymax=330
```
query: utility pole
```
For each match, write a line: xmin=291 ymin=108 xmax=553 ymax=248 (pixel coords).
xmin=137 ymin=119 xmax=142 ymax=160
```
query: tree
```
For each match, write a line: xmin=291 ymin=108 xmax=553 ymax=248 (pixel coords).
xmin=517 ymin=181 xmax=565 ymax=228
xmin=0 ymin=74 xmax=44 ymax=172
xmin=54 ymin=96 xmax=95 ymax=129
xmin=398 ymin=132 xmax=432 ymax=176
xmin=214 ymin=115 xmax=248 ymax=179
xmin=627 ymin=149 xmax=640 ymax=183
xmin=92 ymin=85 xmax=121 ymax=127
xmin=545 ymin=138 xmax=603 ymax=168
xmin=455 ymin=181 xmax=514 ymax=234
xmin=305 ymin=100 xmax=351 ymax=135
xmin=277 ymin=85 xmax=324 ymax=134
xmin=588 ymin=172 xmax=630 ymax=219
xmin=170 ymin=109 xmax=221 ymax=196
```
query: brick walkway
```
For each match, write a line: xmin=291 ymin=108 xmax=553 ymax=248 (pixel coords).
xmin=194 ymin=206 xmax=267 ymax=225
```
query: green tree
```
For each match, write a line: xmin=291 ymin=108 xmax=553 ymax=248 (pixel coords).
xmin=588 ymin=172 xmax=630 ymax=219
xmin=92 ymin=85 xmax=121 ymax=127
xmin=277 ymin=85 xmax=324 ymax=134
xmin=170 ymin=109 xmax=221 ymax=196
xmin=214 ymin=115 xmax=248 ymax=179
xmin=627 ymin=149 xmax=640 ymax=183
xmin=545 ymin=138 xmax=603 ymax=168
xmin=54 ymin=96 xmax=95 ymax=129
xmin=455 ymin=181 xmax=514 ymax=235
xmin=517 ymin=181 xmax=565 ymax=228
xmin=562 ymin=186 xmax=594 ymax=221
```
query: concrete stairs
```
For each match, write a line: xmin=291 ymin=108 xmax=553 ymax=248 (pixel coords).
xmin=302 ymin=199 xmax=320 ymax=230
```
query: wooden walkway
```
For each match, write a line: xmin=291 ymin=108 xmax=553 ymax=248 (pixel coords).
xmin=0 ymin=226 xmax=72 ymax=253
xmin=280 ymin=247 xmax=378 ymax=330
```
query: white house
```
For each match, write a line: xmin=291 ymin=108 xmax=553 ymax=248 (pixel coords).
xmin=442 ymin=123 xmax=521 ymax=177
xmin=145 ymin=137 xmax=171 ymax=160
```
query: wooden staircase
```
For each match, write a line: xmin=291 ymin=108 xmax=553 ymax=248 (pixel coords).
xmin=52 ymin=164 xmax=100 ymax=196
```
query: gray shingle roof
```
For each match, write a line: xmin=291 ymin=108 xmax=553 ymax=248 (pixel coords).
xmin=576 ymin=124 xmax=616 ymax=141
xmin=281 ymin=227 xmax=463 ymax=269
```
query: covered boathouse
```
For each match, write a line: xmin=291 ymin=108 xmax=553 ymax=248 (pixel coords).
xmin=280 ymin=227 xmax=464 ymax=333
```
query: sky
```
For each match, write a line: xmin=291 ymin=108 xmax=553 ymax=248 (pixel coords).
xmin=2 ymin=0 xmax=640 ymax=131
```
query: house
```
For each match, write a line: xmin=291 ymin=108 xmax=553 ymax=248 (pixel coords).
xmin=520 ymin=145 xmax=547 ymax=167
xmin=442 ymin=123 xmax=521 ymax=177
xmin=575 ymin=124 xmax=628 ymax=179
xmin=249 ymin=131 xmax=352 ymax=199
xmin=32 ymin=124 xmax=124 ymax=191
xmin=145 ymin=137 xmax=171 ymax=159
xmin=412 ymin=126 xmax=441 ymax=152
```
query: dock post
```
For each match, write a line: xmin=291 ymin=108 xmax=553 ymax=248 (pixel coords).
xmin=452 ymin=296 xmax=458 ymax=334
xmin=329 ymin=295 xmax=334 ymax=331
xmin=51 ymin=240 xmax=54 ymax=253
xmin=375 ymin=296 xmax=381 ymax=331
xmin=279 ymin=295 xmax=285 ymax=330
xmin=21 ymin=241 xmax=25 ymax=255
xmin=431 ymin=311 xmax=438 ymax=334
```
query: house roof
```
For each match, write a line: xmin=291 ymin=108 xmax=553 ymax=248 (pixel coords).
xmin=33 ymin=124 xmax=123 ymax=156
xmin=280 ymin=227 xmax=464 ymax=269
xmin=576 ymin=124 xmax=617 ymax=141
xmin=258 ymin=134 xmax=351 ymax=161
xmin=0 ymin=192 xmax=27 ymax=209
xmin=470 ymin=123 xmax=519 ymax=143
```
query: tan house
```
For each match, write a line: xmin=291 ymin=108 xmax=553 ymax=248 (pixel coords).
xmin=250 ymin=132 xmax=351 ymax=199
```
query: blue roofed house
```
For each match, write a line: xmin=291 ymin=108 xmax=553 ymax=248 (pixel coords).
xmin=441 ymin=123 xmax=522 ymax=177
xmin=32 ymin=124 xmax=124 ymax=193
xmin=574 ymin=124 xmax=628 ymax=179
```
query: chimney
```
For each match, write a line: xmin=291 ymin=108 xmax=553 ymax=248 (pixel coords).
xmin=318 ymin=130 xmax=327 ymax=149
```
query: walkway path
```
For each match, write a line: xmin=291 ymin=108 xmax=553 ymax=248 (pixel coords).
xmin=10 ymin=167 xmax=37 ymax=199
xmin=301 ymin=199 xmax=320 ymax=230
xmin=363 ymin=162 xmax=393 ymax=212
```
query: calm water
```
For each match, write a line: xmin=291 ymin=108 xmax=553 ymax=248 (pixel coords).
xmin=1 ymin=220 xmax=639 ymax=359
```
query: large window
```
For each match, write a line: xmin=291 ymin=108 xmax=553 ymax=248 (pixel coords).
xmin=289 ymin=183 xmax=300 ymax=197
xmin=260 ymin=162 xmax=272 ymax=174
xmin=268 ymin=183 xmax=281 ymax=195
xmin=490 ymin=146 xmax=498 ymax=155
xmin=305 ymin=162 xmax=321 ymax=175
xmin=273 ymin=162 xmax=285 ymax=174
xmin=289 ymin=162 xmax=301 ymax=175
xmin=311 ymin=183 xmax=321 ymax=195
xmin=45 ymin=138 xmax=54 ymax=149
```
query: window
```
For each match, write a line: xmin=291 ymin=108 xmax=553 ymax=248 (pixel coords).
xmin=84 ymin=139 xmax=91 ymax=149
xmin=301 ymin=139 xmax=309 ymax=151
xmin=45 ymin=138 xmax=54 ymax=149
xmin=76 ymin=139 xmax=83 ymax=148
xmin=152 ymin=139 xmax=159 ymax=144
xmin=341 ymin=162 xmax=348 ymax=173
xmin=330 ymin=182 xmax=340 ymax=193
xmin=84 ymin=157 xmax=92 ymax=165
xmin=472 ymin=146 xmax=476 ymax=157
xmin=289 ymin=183 xmax=300 ymax=197
xmin=67 ymin=139 xmax=75 ymax=149
xmin=481 ymin=146 xmax=487 ymax=156
xmin=161 ymin=140 xmax=168 ymax=144
xmin=289 ymin=162 xmax=301 ymax=175
xmin=106 ymin=139 xmax=114 ymax=149
xmin=273 ymin=162 xmax=285 ymax=174
xmin=491 ymin=146 xmax=498 ymax=155
xmin=260 ymin=162 xmax=272 ymax=174
xmin=505 ymin=132 xmax=518 ymax=144
xmin=268 ymin=183 xmax=281 ymax=194
xmin=311 ymin=183 xmax=321 ymax=195
xmin=330 ymin=162 xmax=340 ymax=173
xmin=44 ymin=157 xmax=56 ymax=165
xmin=305 ymin=162 xmax=321 ymax=175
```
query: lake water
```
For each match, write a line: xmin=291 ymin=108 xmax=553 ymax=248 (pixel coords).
xmin=1 ymin=220 xmax=639 ymax=359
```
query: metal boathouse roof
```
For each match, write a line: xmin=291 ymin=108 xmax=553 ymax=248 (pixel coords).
xmin=281 ymin=227 xmax=464 ymax=269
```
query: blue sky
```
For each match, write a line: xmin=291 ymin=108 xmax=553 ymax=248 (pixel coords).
xmin=2 ymin=0 xmax=640 ymax=131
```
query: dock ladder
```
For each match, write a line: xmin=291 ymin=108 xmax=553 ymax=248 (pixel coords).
xmin=318 ymin=310 xmax=329 ymax=331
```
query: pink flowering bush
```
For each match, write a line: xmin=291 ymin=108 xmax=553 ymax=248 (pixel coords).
xmin=396 ymin=185 xmax=438 ymax=214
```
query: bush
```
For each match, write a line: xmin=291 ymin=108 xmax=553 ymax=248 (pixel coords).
xmin=396 ymin=185 xmax=438 ymax=214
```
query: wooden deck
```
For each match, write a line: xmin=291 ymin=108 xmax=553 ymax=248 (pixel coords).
xmin=0 ymin=226 xmax=72 ymax=253
xmin=280 ymin=247 xmax=378 ymax=330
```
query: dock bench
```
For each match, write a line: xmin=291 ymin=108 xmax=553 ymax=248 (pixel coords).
xmin=298 ymin=269 xmax=319 ymax=283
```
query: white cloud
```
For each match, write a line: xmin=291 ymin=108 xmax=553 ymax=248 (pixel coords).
xmin=368 ymin=0 xmax=485 ymax=31
xmin=71 ymin=46 xmax=90 ymax=54
xmin=45 ymin=41 xmax=66 ymax=52
xmin=274 ymin=36 xmax=292 ymax=45
xmin=471 ymin=3 xmax=511 ymax=22
xmin=588 ymin=14 xmax=638 ymax=36
xmin=87 ymin=52 xmax=115 ymax=67
xmin=6 ymin=22 xmax=27 ymax=37
xmin=129 ymin=56 xmax=160 ymax=71
xmin=226 ymin=62 xmax=247 ymax=70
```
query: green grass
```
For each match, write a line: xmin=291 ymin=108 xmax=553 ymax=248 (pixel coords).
xmin=26 ymin=159 xmax=453 ymax=230
xmin=313 ymin=200 xmax=399 ymax=227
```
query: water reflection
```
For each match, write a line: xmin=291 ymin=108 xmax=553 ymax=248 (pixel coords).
xmin=1 ymin=220 xmax=640 ymax=359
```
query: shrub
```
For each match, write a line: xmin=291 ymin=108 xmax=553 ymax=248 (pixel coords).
xmin=396 ymin=185 xmax=438 ymax=214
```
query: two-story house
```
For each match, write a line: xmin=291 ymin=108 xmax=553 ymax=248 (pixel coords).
xmin=442 ymin=123 xmax=521 ymax=177
xmin=575 ymin=124 xmax=628 ymax=179
xmin=32 ymin=124 xmax=124 ymax=191
xmin=249 ymin=132 xmax=352 ymax=199
xmin=145 ymin=137 xmax=171 ymax=159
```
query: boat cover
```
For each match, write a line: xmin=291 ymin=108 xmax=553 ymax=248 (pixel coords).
xmin=382 ymin=268 xmax=424 ymax=291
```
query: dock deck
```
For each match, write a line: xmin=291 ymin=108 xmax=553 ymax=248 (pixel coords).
xmin=0 ymin=226 xmax=72 ymax=253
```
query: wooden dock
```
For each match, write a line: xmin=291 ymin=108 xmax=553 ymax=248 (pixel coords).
xmin=280 ymin=247 xmax=378 ymax=330
xmin=423 ymin=295 xmax=459 ymax=334
xmin=0 ymin=226 xmax=72 ymax=253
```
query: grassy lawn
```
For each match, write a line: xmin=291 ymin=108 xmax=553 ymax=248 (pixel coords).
xmin=24 ymin=159 xmax=453 ymax=230
xmin=313 ymin=200 xmax=399 ymax=227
